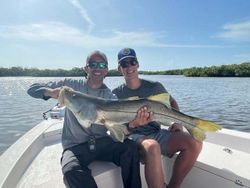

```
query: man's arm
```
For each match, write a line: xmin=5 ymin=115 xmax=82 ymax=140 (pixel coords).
xmin=27 ymin=80 xmax=65 ymax=100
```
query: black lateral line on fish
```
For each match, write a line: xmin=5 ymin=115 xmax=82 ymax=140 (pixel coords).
xmin=100 ymin=108 xmax=202 ymax=131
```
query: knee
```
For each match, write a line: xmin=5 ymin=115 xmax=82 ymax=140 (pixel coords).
xmin=63 ymin=170 xmax=80 ymax=187
xmin=142 ymin=139 xmax=161 ymax=156
xmin=64 ymin=170 xmax=97 ymax=188
xmin=188 ymin=138 xmax=203 ymax=154
xmin=64 ymin=170 xmax=77 ymax=181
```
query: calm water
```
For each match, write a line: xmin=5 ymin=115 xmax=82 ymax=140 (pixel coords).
xmin=0 ymin=76 xmax=250 ymax=155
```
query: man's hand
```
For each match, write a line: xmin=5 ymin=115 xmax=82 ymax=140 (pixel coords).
xmin=129 ymin=106 xmax=153 ymax=128
xmin=168 ymin=122 xmax=183 ymax=132
xmin=44 ymin=88 xmax=61 ymax=99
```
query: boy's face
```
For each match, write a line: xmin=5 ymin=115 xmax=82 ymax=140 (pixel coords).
xmin=118 ymin=57 xmax=139 ymax=80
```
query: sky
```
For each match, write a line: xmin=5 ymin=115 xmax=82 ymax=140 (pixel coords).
xmin=0 ymin=0 xmax=250 ymax=71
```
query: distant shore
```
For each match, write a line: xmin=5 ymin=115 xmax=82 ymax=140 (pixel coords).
xmin=0 ymin=62 xmax=249 ymax=77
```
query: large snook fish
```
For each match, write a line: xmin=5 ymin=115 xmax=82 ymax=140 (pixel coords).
xmin=58 ymin=86 xmax=221 ymax=142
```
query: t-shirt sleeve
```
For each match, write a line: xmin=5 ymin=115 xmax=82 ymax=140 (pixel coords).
xmin=153 ymin=82 xmax=167 ymax=94
xmin=27 ymin=79 xmax=66 ymax=100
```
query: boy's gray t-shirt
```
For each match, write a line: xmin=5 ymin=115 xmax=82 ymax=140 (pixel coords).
xmin=112 ymin=79 xmax=168 ymax=135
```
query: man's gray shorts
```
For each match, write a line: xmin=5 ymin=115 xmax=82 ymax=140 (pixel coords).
xmin=128 ymin=129 xmax=173 ymax=158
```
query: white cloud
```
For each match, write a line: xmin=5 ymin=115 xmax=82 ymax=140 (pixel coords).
xmin=67 ymin=0 xmax=95 ymax=33
xmin=217 ymin=20 xmax=250 ymax=42
xmin=0 ymin=22 xmax=227 ymax=48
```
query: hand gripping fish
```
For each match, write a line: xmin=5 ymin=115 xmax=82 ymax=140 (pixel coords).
xmin=58 ymin=86 xmax=221 ymax=142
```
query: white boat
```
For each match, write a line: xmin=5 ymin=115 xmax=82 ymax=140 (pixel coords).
xmin=0 ymin=107 xmax=250 ymax=188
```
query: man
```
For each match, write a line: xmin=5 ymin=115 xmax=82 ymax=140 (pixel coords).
xmin=27 ymin=50 xmax=141 ymax=188
xmin=112 ymin=48 xmax=202 ymax=188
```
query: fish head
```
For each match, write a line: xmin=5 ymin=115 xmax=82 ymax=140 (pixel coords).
xmin=58 ymin=86 xmax=72 ymax=106
xmin=58 ymin=86 xmax=98 ymax=127
xmin=58 ymin=86 xmax=83 ymax=112
xmin=58 ymin=86 xmax=96 ymax=122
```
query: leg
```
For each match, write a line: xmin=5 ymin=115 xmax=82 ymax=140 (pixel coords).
xmin=97 ymin=138 xmax=142 ymax=188
xmin=141 ymin=139 xmax=165 ymax=188
xmin=120 ymin=139 xmax=142 ymax=188
xmin=63 ymin=167 xmax=97 ymax=188
xmin=166 ymin=132 xmax=202 ymax=188
xmin=61 ymin=145 xmax=97 ymax=188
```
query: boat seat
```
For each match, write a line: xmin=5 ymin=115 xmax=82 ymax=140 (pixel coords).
xmin=15 ymin=142 xmax=148 ymax=188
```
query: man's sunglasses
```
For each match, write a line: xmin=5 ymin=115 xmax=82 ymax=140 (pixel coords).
xmin=88 ymin=61 xmax=108 ymax=69
xmin=119 ymin=60 xmax=138 ymax=68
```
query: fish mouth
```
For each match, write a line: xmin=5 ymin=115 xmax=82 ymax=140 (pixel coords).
xmin=58 ymin=87 xmax=65 ymax=106
xmin=58 ymin=86 xmax=75 ymax=107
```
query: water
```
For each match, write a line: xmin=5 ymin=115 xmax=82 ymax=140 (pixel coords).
xmin=0 ymin=76 xmax=250 ymax=155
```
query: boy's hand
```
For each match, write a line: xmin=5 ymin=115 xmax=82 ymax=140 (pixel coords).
xmin=168 ymin=122 xmax=183 ymax=132
xmin=129 ymin=106 xmax=153 ymax=128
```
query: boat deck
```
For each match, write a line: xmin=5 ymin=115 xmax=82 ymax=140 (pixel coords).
xmin=1 ymin=119 xmax=250 ymax=188
xmin=16 ymin=140 xmax=250 ymax=188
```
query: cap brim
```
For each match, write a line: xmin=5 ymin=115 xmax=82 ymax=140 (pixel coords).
xmin=118 ymin=56 xmax=136 ymax=63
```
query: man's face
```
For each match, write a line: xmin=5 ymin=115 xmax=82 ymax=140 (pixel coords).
xmin=85 ymin=55 xmax=108 ymax=79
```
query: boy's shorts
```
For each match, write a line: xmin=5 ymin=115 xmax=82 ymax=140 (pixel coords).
xmin=128 ymin=129 xmax=173 ymax=158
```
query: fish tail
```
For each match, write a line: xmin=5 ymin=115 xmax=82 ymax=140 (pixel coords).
xmin=105 ymin=124 xmax=125 ymax=142
xmin=196 ymin=119 xmax=222 ymax=132
xmin=185 ymin=119 xmax=221 ymax=142
xmin=189 ymin=127 xmax=206 ymax=142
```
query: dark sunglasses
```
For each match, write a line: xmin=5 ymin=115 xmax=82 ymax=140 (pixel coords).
xmin=119 ymin=60 xmax=138 ymax=68
xmin=88 ymin=61 xmax=108 ymax=69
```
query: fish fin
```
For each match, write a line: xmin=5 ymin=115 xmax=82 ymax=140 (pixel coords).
xmin=78 ymin=119 xmax=92 ymax=128
xmin=127 ymin=96 xmax=140 ymax=100
xmin=186 ymin=119 xmax=221 ymax=142
xmin=105 ymin=122 xmax=125 ymax=142
xmin=126 ymin=93 xmax=171 ymax=107
xmin=189 ymin=127 xmax=206 ymax=142
xmin=196 ymin=119 xmax=222 ymax=132
xmin=147 ymin=93 xmax=171 ymax=107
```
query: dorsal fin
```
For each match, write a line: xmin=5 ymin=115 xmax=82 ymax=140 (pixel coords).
xmin=125 ymin=93 xmax=171 ymax=107
xmin=148 ymin=93 xmax=171 ymax=107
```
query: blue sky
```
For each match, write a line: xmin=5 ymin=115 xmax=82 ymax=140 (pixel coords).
xmin=0 ymin=0 xmax=250 ymax=71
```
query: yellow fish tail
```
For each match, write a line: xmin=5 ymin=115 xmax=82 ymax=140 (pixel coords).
xmin=190 ymin=127 xmax=206 ymax=142
xmin=188 ymin=119 xmax=221 ymax=142
xmin=196 ymin=119 xmax=222 ymax=132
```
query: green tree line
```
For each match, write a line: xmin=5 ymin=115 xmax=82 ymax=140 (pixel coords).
xmin=0 ymin=62 xmax=249 ymax=77
xmin=182 ymin=62 xmax=250 ymax=77
xmin=140 ymin=62 xmax=250 ymax=77
xmin=0 ymin=67 xmax=122 ymax=77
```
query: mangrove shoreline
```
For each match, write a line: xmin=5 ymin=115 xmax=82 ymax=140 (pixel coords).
xmin=0 ymin=62 xmax=249 ymax=77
